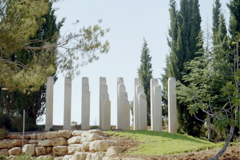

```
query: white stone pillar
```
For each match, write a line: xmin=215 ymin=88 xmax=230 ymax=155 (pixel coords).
xmin=150 ymin=78 xmax=158 ymax=131
xmin=99 ymin=77 xmax=106 ymax=128
xmin=99 ymin=77 xmax=111 ymax=130
xmin=168 ymin=77 xmax=177 ymax=133
xmin=117 ymin=78 xmax=124 ymax=129
xmin=135 ymin=85 xmax=144 ymax=130
xmin=138 ymin=92 xmax=147 ymax=130
xmin=154 ymin=85 xmax=162 ymax=131
xmin=63 ymin=77 xmax=72 ymax=130
xmin=102 ymin=99 xmax=111 ymax=130
xmin=81 ymin=77 xmax=90 ymax=130
xmin=134 ymin=78 xmax=141 ymax=130
xmin=122 ymin=92 xmax=130 ymax=130
xmin=45 ymin=77 xmax=54 ymax=131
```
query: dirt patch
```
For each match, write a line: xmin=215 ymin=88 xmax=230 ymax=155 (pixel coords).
xmin=107 ymin=135 xmax=240 ymax=160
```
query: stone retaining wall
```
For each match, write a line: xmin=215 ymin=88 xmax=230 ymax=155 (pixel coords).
xmin=0 ymin=130 xmax=123 ymax=160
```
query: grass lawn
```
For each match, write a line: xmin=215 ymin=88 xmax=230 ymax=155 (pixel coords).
xmin=106 ymin=130 xmax=222 ymax=155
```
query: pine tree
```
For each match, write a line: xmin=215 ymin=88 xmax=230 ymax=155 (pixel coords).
xmin=0 ymin=2 xmax=63 ymax=131
xmin=138 ymin=39 xmax=153 ymax=126
xmin=0 ymin=0 xmax=110 ymax=93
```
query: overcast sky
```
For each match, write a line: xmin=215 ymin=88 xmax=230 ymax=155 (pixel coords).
xmin=38 ymin=0 xmax=230 ymax=126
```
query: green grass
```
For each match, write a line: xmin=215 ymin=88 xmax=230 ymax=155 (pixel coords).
xmin=107 ymin=130 xmax=222 ymax=155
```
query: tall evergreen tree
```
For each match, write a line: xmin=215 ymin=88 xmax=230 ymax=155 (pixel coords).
xmin=228 ymin=0 xmax=240 ymax=41
xmin=0 ymin=2 xmax=63 ymax=131
xmin=212 ymin=0 xmax=221 ymax=46
xmin=138 ymin=39 xmax=153 ymax=126
xmin=162 ymin=0 xmax=203 ymax=136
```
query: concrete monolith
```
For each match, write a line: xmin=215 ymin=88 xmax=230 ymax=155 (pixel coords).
xmin=168 ymin=77 xmax=177 ymax=133
xmin=117 ymin=78 xmax=124 ymax=129
xmin=63 ymin=77 xmax=72 ymax=130
xmin=45 ymin=77 xmax=54 ymax=131
xmin=81 ymin=77 xmax=90 ymax=130
xmin=134 ymin=78 xmax=141 ymax=130
xmin=138 ymin=92 xmax=147 ymax=130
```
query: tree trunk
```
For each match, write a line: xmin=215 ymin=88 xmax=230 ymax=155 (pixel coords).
xmin=209 ymin=126 xmax=234 ymax=160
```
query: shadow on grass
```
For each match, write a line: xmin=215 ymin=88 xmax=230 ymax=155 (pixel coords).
xmin=109 ymin=130 xmax=213 ymax=145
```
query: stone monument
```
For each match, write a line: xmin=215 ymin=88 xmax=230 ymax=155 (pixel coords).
xmin=45 ymin=77 xmax=54 ymax=131
xmin=150 ymin=78 xmax=162 ymax=131
xmin=63 ymin=77 xmax=72 ymax=130
xmin=117 ymin=78 xmax=124 ymax=129
xmin=81 ymin=77 xmax=90 ymax=130
xmin=168 ymin=77 xmax=177 ymax=133
xmin=134 ymin=78 xmax=141 ymax=130
xmin=99 ymin=77 xmax=111 ymax=130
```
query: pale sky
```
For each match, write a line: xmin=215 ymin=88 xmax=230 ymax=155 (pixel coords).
xmin=38 ymin=0 xmax=230 ymax=126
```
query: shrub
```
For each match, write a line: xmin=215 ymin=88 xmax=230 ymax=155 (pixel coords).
xmin=0 ymin=154 xmax=6 ymax=160
xmin=0 ymin=129 xmax=8 ymax=140
xmin=0 ymin=114 xmax=11 ymax=130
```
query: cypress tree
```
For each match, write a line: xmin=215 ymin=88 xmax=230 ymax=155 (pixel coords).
xmin=228 ymin=0 xmax=240 ymax=41
xmin=212 ymin=0 xmax=221 ymax=45
xmin=138 ymin=39 xmax=153 ymax=126
xmin=162 ymin=0 xmax=204 ymax=136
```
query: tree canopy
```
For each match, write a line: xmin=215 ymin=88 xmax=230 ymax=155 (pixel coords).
xmin=0 ymin=0 xmax=110 ymax=93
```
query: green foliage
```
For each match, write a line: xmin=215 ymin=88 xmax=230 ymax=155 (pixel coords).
xmin=162 ymin=0 xmax=204 ymax=136
xmin=137 ymin=39 xmax=153 ymax=126
xmin=0 ymin=129 xmax=8 ymax=140
xmin=0 ymin=114 xmax=11 ymax=130
xmin=228 ymin=0 xmax=240 ymax=41
xmin=0 ymin=1 xmax=110 ymax=93
xmin=107 ymin=130 xmax=218 ymax=155
xmin=0 ymin=154 xmax=6 ymax=160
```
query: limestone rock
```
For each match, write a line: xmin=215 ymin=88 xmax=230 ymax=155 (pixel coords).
xmin=12 ymin=139 xmax=25 ymax=147
xmin=73 ymin=152 xmax=90 ymax=160
xmin=6 ymin=134 xmax=19 ymax=139
xmin=36 ymin=155 xmax=53 ymax=160
xmin=72 ymin=130 xmax=82 ymax=136
xmin=89 ymin=130 xmax=109 ymax=137
xmin=53 ymin=146 xmax=68 ymax=156
xmin=37 ymin=133 xmax=46 ymax=140
xmin=52 ymin=137 xmax=67 ymax=146
xmin=89 ymin=140 xmax=116 ymax=152
xmin=35 ymin=147 xmax=52 ymax=156
xmin=45 ymin=131 xmax=58 ymax=139
xmin=81 ymin=131 xmax=89 ymax=137
xmin=0 ymin=149 xmax=9 ymax=156
xmin=28 ymin=133 xmax=37 ymax=140
xmin=86 ymin=152 xmax=106 ymax=160
xmin=29 ymin=140 xmax=41 ymax=144
xmin=19 ymin=135 xmax=30 ymax=140
xmin=46 ymin=147 xmax=52 ymax=155
xmin=22 ymin=144 xmax=37 ymax=156
xmin=87 ymin=133 xmax=104 ymax=142
xmin=80 ymin=137 xmax=88 ymax=144
xmin=8 ymin=147 xmax=22 ymax=156
xmin=63 ymin=155 xmax=73 ymax=160
xmin=0 ymin=140 xmax=12 ymax=149
xmin=68 ymin=144 xmax=82 ymax=154
xmin=106 ymin=146 xmax=125 ymax=156
xmin=54 ymin=157 xmax=64 ymax=160
xmin=58 ymin=130 xmax=72 ymax=138
xmin=38 ymin=139 xmax=52 ymax=147
xmin=81 ymin=142 xmax=90 ymax=152
xmin=68 ymin=136 xmax=81 ymax=144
